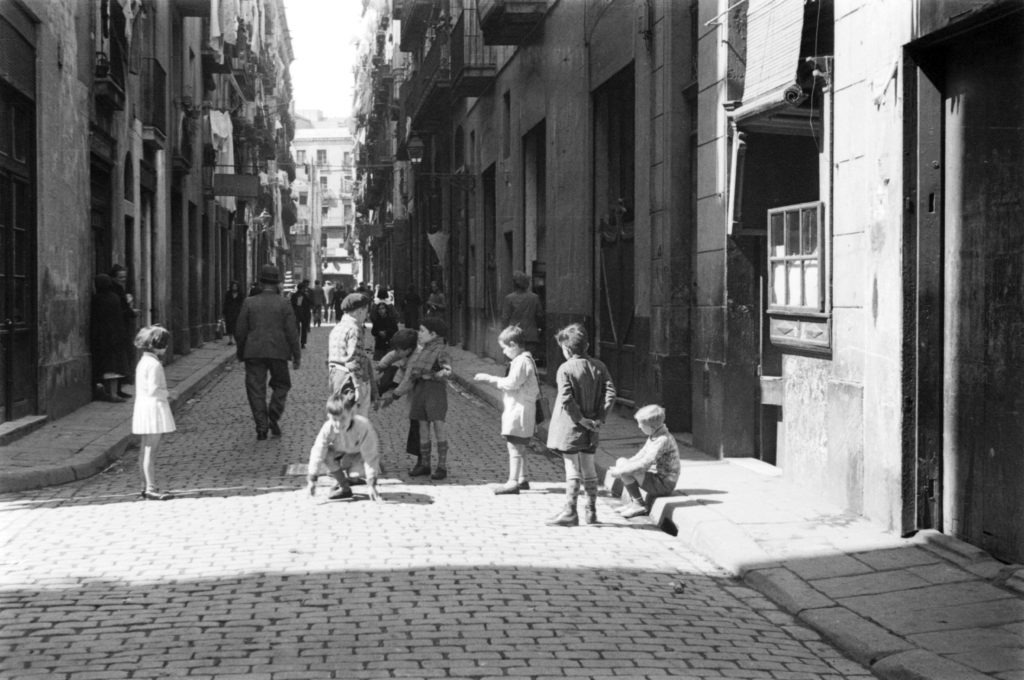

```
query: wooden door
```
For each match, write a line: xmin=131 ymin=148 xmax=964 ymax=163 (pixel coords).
xmin=0 ymin=84 xmax=36 ymax=421
xmin=940 ymin=15 xmax=1024 ymax=563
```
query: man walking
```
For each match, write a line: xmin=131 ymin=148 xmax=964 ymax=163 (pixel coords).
xmin=311 ymin=279 xmax=327 ymax=327
xmin=235 ymin=264 xmax=302 ymax=440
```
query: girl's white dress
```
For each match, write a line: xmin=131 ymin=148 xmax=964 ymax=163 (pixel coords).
xmin=132 ymin=352 xmax=176 ymax=434
xmin=491 ymin=352 xmax=540 ymax=438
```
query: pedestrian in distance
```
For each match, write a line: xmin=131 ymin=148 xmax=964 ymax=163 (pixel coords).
xmin=501 ymin=271 xmax=545 ymax=361
xmin=473 ymin=325 xmax=539 ymax=495
xmin=306 ymin=388 xmax=382 ymax=502
xmin=222 ymin=280 xmax=244 ymax=346
xmin=290 ymin=279 xmax=313 ymax=348
xmin=327 ymin=293 xmax=377 ymax=417
xmin=545 ymin=323 xmax=616 ymax=526
xmin=425 ymin=280 xmax=446 ymax=317
xmin=375 ymin=328 xmax=420 ymax=468
xmin=90 ymin=273 xmax=132 ymax=403
xmin=234 ymin=264 xmax=302 ymax=440
xmin=109 ymin=263 xmax=138 ymax=398
xmin=402 ymin=284 xmax=422 ymax=331
xmin=131 ymin=325 xmax=175 ymax=501
xmin=380 ymin=317 xmax=452 ymax=480
xmin=330 ymin=284 xmax=345 ymax=324
xmin=311 ymin=279 xmax=327 ymax=327
xmin=607 ymin=404 xmax=681 ymax=518
xmin=371 ymin=299 xmax=399 ymax=360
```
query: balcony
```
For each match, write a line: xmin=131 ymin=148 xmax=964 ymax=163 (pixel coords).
xmin=94 ymin=50 xmax=125 ymax=111
xmin=141 ymin=58 xmax=167 ymax=149
xmin=451 ymin=8 xmax=499 ymax=98
xmin=398 ymin=0 xmax=437 ymax=51
xmin=403 ymin=38 xmax=451 ymax=130
xmin=478 ymin=0 xmax=547 ymax=45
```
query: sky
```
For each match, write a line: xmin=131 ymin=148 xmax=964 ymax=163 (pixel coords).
xmin=285 ymin=0 xmax=365 ymax=119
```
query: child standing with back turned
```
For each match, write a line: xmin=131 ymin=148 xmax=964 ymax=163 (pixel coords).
xmin=132 ymin=325 xmax=176 ymax=501
xmin=473 ymin=325 xmax=539 ymax=494
xmin=545 ymin=323 xmax=616 ymax=526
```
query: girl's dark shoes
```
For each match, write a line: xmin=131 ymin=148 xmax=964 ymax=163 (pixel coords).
xmin=431 ymin=467 xmax=447 ymax=480
xmin=517 ymin=480 xmax=530 ymax=491
xmin=140 ymin=488 xmax=173 ymax=501
xmin=494 ymin=481 xmax=520 ymax=495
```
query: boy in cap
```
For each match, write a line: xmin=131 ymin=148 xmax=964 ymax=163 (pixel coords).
xmin=327 ymin=292 xmax=378 ymax=417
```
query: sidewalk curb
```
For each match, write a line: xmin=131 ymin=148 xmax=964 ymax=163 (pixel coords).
xmin=0 ymin=350 xmax=235 ymax=494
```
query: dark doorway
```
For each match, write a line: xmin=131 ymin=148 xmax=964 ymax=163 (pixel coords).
xmin=594 ymin=67 xmax=636 ymax=401
xmin=0 ymin=82 xmax=37 ymax=422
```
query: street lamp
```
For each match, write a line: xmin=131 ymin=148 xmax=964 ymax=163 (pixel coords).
xmin=406 ymin=136 xmax=425 ymax=165
xmin=403 ymin=135 xmax=474 ymax=191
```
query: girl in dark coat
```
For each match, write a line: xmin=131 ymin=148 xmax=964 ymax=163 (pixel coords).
xmin=91 ymin=274 xmax=132 ymax=402
xmin=222 ymin=281 xmax=244 ymax=345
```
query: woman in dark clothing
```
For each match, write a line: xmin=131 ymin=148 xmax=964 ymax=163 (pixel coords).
xmin=91 ymin=274 xmax=132 ymax=403
xmin=222 ymin=280 xmax=244 ymax=346
xmin=402 ymin=284 xmax=422 ymax=330
xmin=290 ymin=280 xmax=314 ymax=349
xmin=371 ymin=300 xmax=399 ymax=360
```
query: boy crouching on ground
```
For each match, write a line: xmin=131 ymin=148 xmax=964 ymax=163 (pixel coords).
xmin=608 ymin=404 xmax=680 ymax=518
xmin=307 ymin=389 xmax=382 ymax=501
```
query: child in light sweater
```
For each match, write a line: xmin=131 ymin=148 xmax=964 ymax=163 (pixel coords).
xmin=608 ymin=404 xmax=680 ymax=518
xmin=473 ymin=325 xmax=539 ymax=494
xmin=306 ymin=389 xmax=382 ymax=501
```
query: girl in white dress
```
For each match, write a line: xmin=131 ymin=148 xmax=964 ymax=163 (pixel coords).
xmin=132 ymin=326 xmax=176 ymax=500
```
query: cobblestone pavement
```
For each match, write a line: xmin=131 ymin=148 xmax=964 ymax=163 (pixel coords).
xmin=0 ymin=326 xmax=875 ymax=680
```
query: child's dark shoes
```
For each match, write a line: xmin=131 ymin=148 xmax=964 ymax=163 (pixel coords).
xmin=517 ymin=480 xmax=531 ymax=491
xmin=328 ymin=485 xmax=353 ymax=500
xmin=493 ymin=482 xmax=520 ymax=495
xmin=140 ymin=488 xmax=173 ymax=501
xmin=431 ymin=467 xmax=447 ymax=480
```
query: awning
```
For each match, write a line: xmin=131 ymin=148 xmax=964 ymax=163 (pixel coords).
xmin=732 ymin=0 xmax=805 ymax=120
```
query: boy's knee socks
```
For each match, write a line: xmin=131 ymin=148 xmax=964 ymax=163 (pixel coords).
xmin=419 ymin=442 xmax=432 ymax=463
xmin=583 ymin=478 xmax=598 ymax=499
xmin=566 ymin=478 xmax=581 ymax=501
xmin=624 ymin=481 xmax=642 ymax=502
xmin=435 ymin=441 xmax=448 ymax=468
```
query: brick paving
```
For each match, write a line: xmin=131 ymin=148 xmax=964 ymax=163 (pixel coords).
xmin=0 ymin=326 xmax=874 ymax=680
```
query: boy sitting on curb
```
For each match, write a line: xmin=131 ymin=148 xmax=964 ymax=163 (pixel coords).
xmin=608 ymin=404 xmax=680 ymax=518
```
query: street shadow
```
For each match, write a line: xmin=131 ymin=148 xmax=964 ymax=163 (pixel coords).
xmin=0 ymin=564 xmax=872 ymax=679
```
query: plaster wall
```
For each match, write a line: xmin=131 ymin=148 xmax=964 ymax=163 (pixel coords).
xmin=29 ymin=0 xmax=94 ymax=417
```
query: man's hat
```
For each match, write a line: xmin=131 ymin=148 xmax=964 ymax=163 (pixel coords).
xmin=341 ymin=292 xmax=370 ymax=312
xmin=258 ymin=264 xmax=280 ymax=284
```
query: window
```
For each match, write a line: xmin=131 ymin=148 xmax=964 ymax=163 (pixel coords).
xmin=768 ymin=201 xmax=824 ymax=313
xmin=296 ymin=149 xmax=306 ymax=164
xmin=321 ymin=206 xmax=329 ymax=218
xmin=316 ymin=149 xmax=327 ymax=166
xmin=343 ymin=151 xmax=351 ymax=166
xmin=319 ymin=176 xmax=328 ymax=191
xmin=299 ymin=192 xmax=307 ymax=205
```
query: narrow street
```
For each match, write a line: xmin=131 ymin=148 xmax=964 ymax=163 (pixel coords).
xmin=0 ymin=325 xmax=872 ymax=680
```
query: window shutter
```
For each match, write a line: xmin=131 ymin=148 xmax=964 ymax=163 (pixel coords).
xmin=737 ymin=0 xmax=805 ymax=117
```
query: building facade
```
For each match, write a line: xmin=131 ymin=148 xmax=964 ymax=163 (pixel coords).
xmin=291 ymin=112 xmax=358 ymax=290
xmin=1 ymin=0 xmax=295 ymax=425
xmin=356 ymin=0 xmax=1024 ymax=563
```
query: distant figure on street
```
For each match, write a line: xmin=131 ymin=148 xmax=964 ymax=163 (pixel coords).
xmin=222 ymin=280 xmax=244 ymax=346
xmin=608 ymin=404 xmax=680 ymax=518
xmin=290 ymin=279 xmax=313 ymax=348
xmin=306 ymin=389 xmax=382 ymax=502
xmin=502 ymin=271 xmax=544 ymax=361
xmin=109 ymin=263 xmax=138 ymax=398
xmin=425 ymin=280 xmax=446 ymax=318
xmin=330 ymin=284 xmax=346 ymax=323
xmin=545 ymin=323 xmax=616 ymax=527
xmin=234 ymin=264 xmax=302 ymax=440
xmin=91 ymin=273 xmax=132 ymax=403
xmin=311 ymin=280 xmax=327 ymax=327
xmin=402 ymin=284 xmax=422 ymax=330
xmin=248 ymin=280 xmax=262 ymax=297
xmin=131 ymin=325 xmax=176 ymax=501
xmin=371 ymin=298 xmax=399 ymax=360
